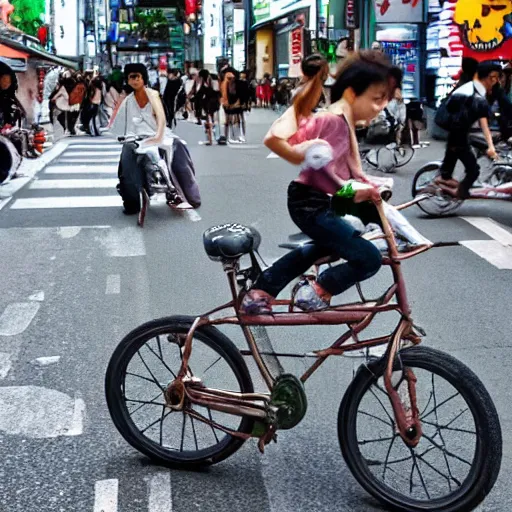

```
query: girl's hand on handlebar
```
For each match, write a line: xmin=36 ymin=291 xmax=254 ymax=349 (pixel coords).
xmin=487 ymin=147 xmax=497 ymax=160
xmin=142 ymin=137 xmax=161 ymax=147
xmin=354 ymin=186 xmax=382 ymax=204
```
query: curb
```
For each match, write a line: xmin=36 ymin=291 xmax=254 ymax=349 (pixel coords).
xmin=0 ymin=140 xmax=70 ymax=199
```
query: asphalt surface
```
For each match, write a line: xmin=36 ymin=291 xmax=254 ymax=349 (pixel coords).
xmin=0 ymin=109 xmax=511 ymax=511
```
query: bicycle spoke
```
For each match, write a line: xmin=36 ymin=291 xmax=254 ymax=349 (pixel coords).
xmin=145 ymin=342 xmax=177 ymax=379
xmin=137 ymin=351 xmax=165 ymax=392
xmin=421 ymin=391 xmax=460 ymax=421
xmin=126 ymin=394 xmax=165 ymax=414
xmin=180 ymin=413 xmax=187 ymax=452
xmin=190 ymin=414 xmax=199 ymax=451
xmin=369 ymin=385 xmax=395 ymax=425
xmin=358 ymin=409 xmax=393 ymax=428
xmin=421 ymin=433 xmax=473 ymax=466
xmin=416 ymin=451 xmax=462 ymax=488
xmin=207 ymin=407 xmax=220 ymax=443
xmin=421 ymin=420 xmax=475 ymax=435
xmin=126 ymin=371 xmax=160 ymax=386
xmin=159 ymin=405 xmax=165 ymax=446
xmin=140 ymin=409 xmax=173 ymax=435
xmin=358 ymin=435 xmax=396 ymax=446
xmin=202 ymin=356 xmax=222 ymax=376
xmin=410 ymin=448 xmax=431 ymax=499
xmin=382 ymin=434 xmax=398 ymax=481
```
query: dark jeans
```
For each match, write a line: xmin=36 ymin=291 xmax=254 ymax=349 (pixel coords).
xmin=440 ymin=134 xmax=479 ymax=198
xmin=255 ymin=182 xmax=382 ymax=298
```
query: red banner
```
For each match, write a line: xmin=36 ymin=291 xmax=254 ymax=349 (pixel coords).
xmin=289 ymin=27 xmax=303 ymax=78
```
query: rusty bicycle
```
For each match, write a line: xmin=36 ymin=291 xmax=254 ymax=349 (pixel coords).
xmin=105 ymin=199 xmax=502 ymax=512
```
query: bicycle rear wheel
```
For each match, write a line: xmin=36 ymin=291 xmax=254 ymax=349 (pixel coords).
xmin=105 ymin=316 xmax=255 ymax=468
xmin=338 ymin=346 xmax=502 ymax=512
xmin=412 ymin=164 xmax=463 ymax=217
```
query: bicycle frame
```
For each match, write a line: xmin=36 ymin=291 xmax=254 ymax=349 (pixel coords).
xmin=169 ymin=200 xmax=432 ymax=449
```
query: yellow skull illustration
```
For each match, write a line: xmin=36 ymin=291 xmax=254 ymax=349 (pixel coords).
xmin=454 ymin=0 xmax=512 ymax=51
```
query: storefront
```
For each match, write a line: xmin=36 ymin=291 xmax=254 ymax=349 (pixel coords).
xmin=372 ymin=0 xmax=425 ymax=99
xmin=252 ymin=0 xmax=316 ymax=78
xmin=426 ymin=0 xmax=511 ymax=108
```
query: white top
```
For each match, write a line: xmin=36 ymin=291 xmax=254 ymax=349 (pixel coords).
xmin=110 ymin=93 xmax=158 ymax=138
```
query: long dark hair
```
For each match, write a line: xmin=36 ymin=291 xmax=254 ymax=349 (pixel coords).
xmin=330 ymin=50 xmax=393 ymax=103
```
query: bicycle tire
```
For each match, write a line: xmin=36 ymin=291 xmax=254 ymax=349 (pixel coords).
xmin=394 ymin=145 xmax=415 ymax=168
xmin=411 ymin=164 xmax=463 ymax=217
xmin=338 ymin=346 xmax=502 ymax=512
xmin=105 ymin=315 xmax=255 ymax=468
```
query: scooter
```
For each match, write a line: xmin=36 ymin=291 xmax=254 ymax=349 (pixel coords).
xmin=117 ymin=136 xmax=194 ymax=227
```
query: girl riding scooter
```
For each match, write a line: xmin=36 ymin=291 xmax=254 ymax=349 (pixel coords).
xmin=110 ymin=63 xmax=201 ymax=214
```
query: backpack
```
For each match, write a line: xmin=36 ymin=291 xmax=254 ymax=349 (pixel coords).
xmin=69 ymin=83 xmax=86 ymax=106
xmin=435 ymin=86 xmax=475 ymax=131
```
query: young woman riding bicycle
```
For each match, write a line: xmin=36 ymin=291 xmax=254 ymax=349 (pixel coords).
xmin=242 ymin=51 xmax=396 ymax=315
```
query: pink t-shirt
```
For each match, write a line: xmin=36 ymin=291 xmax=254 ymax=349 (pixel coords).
xmin=288 ymin=112 xmax=352 ymax=195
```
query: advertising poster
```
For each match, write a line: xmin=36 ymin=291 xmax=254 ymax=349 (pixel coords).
xmin=374 ymin=0 xmax=424 ymax=23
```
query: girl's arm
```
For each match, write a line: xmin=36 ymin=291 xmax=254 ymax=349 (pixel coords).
xmin=145 ymin=88 xmax=166 ymax=144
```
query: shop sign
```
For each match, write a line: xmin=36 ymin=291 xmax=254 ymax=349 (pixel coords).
xmin=346 ymin=0 xmax=357 ymax=29
xmin=288 ymin=26 xmax=303 ymax=77
xmin=253 ymin=0 xmax=311 ymax=26
xmin=253 ymin=0 xmax=271 ymax=24
xmin=374 ymin=0 xmax=424 ymax=23
xmin=454 ymin=0 xmax=512 ymax=59
xmin=54 ymin=0 xmax=78 ymax=57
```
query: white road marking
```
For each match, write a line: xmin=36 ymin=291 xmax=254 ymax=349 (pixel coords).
xmin=59 ymin=226 xmax=82 ymax=238
xmin=267 ymin=152 xmax=279 ymax=159
xmin=180 ymin=209 xmax=202 ymax=222
xmin=0 ymin=386 xmax=84 ymax=438
xmin=96 ymin=227 xmax=146 ymax=257
xmin=462 ymin=217 xmax=512 ymax=246
xmin=0 ymin=196 xmax=12 ymax=211
xmin=0 ymin=353 xmax=12 ymax=379
xmin=58 ymin=158 xmax=119 ymax=165
xmin=105 ymin=274 xmax=121 ymax=295
xmin=44 ymin=165 xmax=116 ymax=174
xmin=67 ymin=144 xmax=120 ymax=150
xmin=460 ymin=240 xmax=512 ymax=270
xmin=11 ymin=196 xmax=122 ymax=209
xmin=61 ymin=150 xmax=120 ymax=157
xmin=31 ymin=356 xmax=61 ymax=367
xmin=0 ymin=302 xmax=40 ymax=336
xmin=65 ymin=396 xmax=86 ymax=436
xmin=94 ymin=479 xmax=119 ymax=512
xmin=148 ymin=472 xmax=172 ymax=512
xmin=28 ymin=291 xmax=45 ymax=301
xmin=30 ymin=179 xmax=118 ymax=189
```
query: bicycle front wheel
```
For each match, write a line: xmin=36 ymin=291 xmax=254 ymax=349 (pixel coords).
xmin=105 ymin=315 xmax=255 ymax=468
xmin=338 ymin=346 xmax=502 ymax=512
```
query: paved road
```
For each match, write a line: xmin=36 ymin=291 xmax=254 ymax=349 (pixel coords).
xmin=0 ymin=110 xmax=511 ymax=511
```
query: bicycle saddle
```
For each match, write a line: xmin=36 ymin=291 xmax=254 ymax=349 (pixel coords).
xmin=203 ymin=223 xmax=261 ymax=261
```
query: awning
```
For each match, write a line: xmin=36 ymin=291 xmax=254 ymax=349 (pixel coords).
xmin=0 ymin=44 xmax=28 ymax=59
xmin=0 ymin=36 xmax=79 ymax=70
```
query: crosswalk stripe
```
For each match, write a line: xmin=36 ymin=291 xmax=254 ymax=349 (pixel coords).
xmin=58 ymin=158 xmax=119 ymax=164
xmin=30 ymin=179 xmax=118 ymax=189
xmin=45 ymin=165 xmax=116 ymax=174
xmin=11 ymin=196 xmax=122 ymax=209
xmin=460 ymin=240 xmax=512 ymax=270
xmin=462 ymin=217 xmax=512 ymax=246
xmin=94 ymin=479 xmax=118 ymax=512
xmin=61 ymin=150 xmax=121 ymax=157
xmin=68 ymin=144 xmax=119 ymax=150
xmin=148 ymin=472 xmax=172 ymax=512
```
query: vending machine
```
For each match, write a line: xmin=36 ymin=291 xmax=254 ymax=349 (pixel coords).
xmin=375 ymin=24 xmax=422 ymax=100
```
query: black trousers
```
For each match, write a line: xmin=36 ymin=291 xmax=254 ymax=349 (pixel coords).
xmin=440 ymin=135 xmax=479 ymax=197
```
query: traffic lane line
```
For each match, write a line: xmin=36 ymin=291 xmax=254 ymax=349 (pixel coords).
xmin=29 ymin=179 xmax=119 ymax=189
xmin=94 ymin=479 xmax=119 ymax=512
xmin=148 ymin=472 xmax=172 ymax=512
xmin=105 ymin=274 xmax=121 ymax=295
xmin=460 ymin=240 xmax=512 ymax=270
xmin=461 ymin=217 xmax=512 ymax=246
xmin=0 ymin=302 xmax=40 ymax=336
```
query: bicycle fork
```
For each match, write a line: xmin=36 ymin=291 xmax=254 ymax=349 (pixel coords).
xmin=384 ymin=319 xmax=422 ymax=447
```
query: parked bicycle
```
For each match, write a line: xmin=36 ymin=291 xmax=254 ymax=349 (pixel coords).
xmin=105 ymin=198 xmax=502 ymax=512
xmin=412 ymin=133 xmax=512 ymax=216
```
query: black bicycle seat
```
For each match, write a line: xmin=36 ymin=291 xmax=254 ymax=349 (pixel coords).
xmin=203 ymin=223 xmax=261 ymax=261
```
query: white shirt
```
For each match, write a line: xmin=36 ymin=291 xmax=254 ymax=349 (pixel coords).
xmin=453 ymin=79 xmax=486 ymax=98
